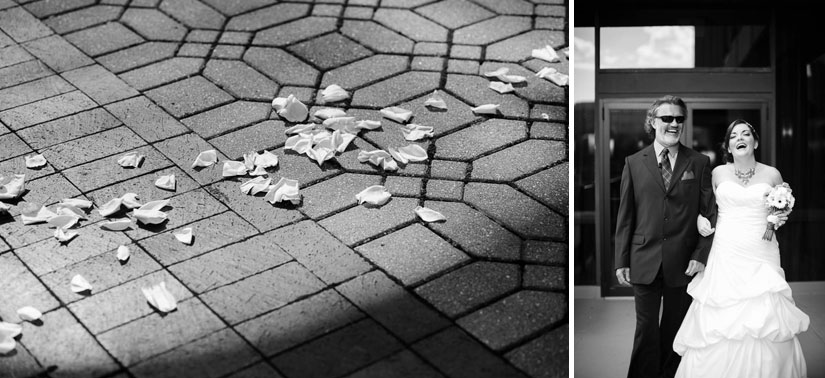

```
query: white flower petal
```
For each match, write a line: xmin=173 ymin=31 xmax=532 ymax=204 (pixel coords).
xmin=0 ymin=322 xmax=22 ymax=354
xmin=60 ymin=198 xmax=93 ymax=209
xmin=54 ymin=204 xmax=86 ymax=220
xmin=264 ymin=178 xmax=301 ymax=205
xmin=155 ymin=174 xmax=176 ymax=191
xmin=532 ymin=44 xmax=561 ymax=63
xmin=355 ymin=185 xmax=391 ymax=206
xmin=357 ymin=150 xmax=398 ymax=171
xmin=483 ymin=67 xmax=510 ymax=78
xmin=139 ymin=200 xmax=169 ymax=212
xmin=536 ymin=67 xmax=557 ymax=78
xmin=142 ymin=282 xmax=177 ymax=313
xmin=314 ymin=108 xmax=347 ymax=120
xmin=471 ymin=104 xmax=500 ymax=114
xmin=98 ymin=197 xmax=123 ymax=217
xmin=54 ymin=228 xmax=78 ymax=243
xmin=387 ymin=148 xmax=408 ymax=165
xmin=21 ymin=205 xmax=57 ymax=225
xmin=0 ymin=174 xmax=25 ymax=200
xmin=192 ymin=150 xmax=218 ymax=168
xmin=174 ymin=227 xmax=193 ymax=245
xmin=25 ymin=154 xmax=47 ymax=169
xmin=285 ymin=134 xmax=313 ymax=154
xmin=323 ymin=116 xmax=357 ymax=132
xmin=331 ymin=130 xmax=356 ymax=153
xmin=222 ymin=161 xmax=248 ymax=177
xmin=355 ymin=120 xmax=382 ymax=131
xmin=415 ymin=206 xmax=446 ymax=222
xmin=396 ymin=144 xmax=428 ymax=162
xmin=400 ymin=124 xmax=434 ymax=141
xmin=424 ymin=90 xmax=447 ymax=109
xmin=284 ymin=123 xmax=317 ymax=135
xmin=47 ymin=214 xmax=78 ymax=230
xmin=273 ymin=94 xmax=308 ymax=122
xmin=240 ymin=176 xmax=272 ymax=195
xmin=249 ymin=166 xmax=268 ymax=176
xmin=307 ymin=145 xmax=336 ymax=166
xmin=489 ymin=81 xmax=515 ymax=94
xmin=17 ymin=306 xmax=42 ymax=322
xmin=101 ymin=218 xmax=133 ymax=231
xmin=117 ymin=152 xmax=144 ymax=168
xmin=380 ymin=107 xmax=413 ymax=123
xmin=133 ymin=210 xmax=167 ymax=225
xmin=254 ymin=150 xmax=279 ymax=168
xmin=545 ymin=71 xmax=569 ymax=87
xmin=321 ymin=84 xmax=350 ymax=103
xmin=70 ymin=274 xmax=92 ymax=293
xmin=120 ymin=193 xmax=142 ymax=209
xmin=243 ymin=152 xmax=256 ymax=171
xmin=117 ymin=245 xmax=130 ymax=262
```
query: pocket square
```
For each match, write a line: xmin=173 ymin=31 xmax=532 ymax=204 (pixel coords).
xmin=682 ymin=171 xmax=695 ymax=180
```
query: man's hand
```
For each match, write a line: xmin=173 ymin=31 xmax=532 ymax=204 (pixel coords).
xmin=773 ymin=208 xmax=792 ymax=228
xmin=685 ymin=260 xmax=705 ymax=276
xmin=697 ymin=215 xmax=715 ymax=237
xmin=616 ymin=268 xmax=631 ymax=287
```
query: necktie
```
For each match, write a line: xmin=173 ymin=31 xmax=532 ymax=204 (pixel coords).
xmin=660 ymin=148 xmax=672 ymax=188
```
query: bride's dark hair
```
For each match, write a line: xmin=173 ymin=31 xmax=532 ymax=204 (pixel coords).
xmin=722 ymin=119 xmax=760 ymax=163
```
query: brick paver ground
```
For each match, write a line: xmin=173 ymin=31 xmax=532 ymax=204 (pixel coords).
xmin=0 ymin=0 xmax=568 ymax=377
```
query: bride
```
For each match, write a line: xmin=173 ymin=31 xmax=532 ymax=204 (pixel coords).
xmin=672 ymin=119 xmax=809 ymax=377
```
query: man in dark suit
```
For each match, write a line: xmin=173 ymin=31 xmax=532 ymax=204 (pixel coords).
xmin=614 ymin=95 xmax=716 ymax=378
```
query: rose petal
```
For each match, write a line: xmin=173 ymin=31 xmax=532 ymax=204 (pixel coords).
xmin=471 ymin=104 xmax=500 ymax=114
xmin=174 ymin=227 xmax=193 ymax=245
xmin=117 ymin=245 xmax=130 ymax=262
xmin=387 ymin=148 xmax=407 ymax=165
xmin=532 ymin=44 xmax=561 ymax=63
xmin=54 ymin=228 xmax=78 ymax=243
xmin=0 ymin=174 xmax=25 ymax=200
xmin=117 ymin=152 xmax=144 ymax=168
xmin=323 ymin=116 xmax=357 ymax=133
xmin=264 ymin=178 xmax=301 ymax=205
xmin=192 ymin=150 xmax=218 ymax=168
xmin=331 ymin=130 xmax=356 ymax=153
xmin=54 ymin=204 xmax=87 ymax=220
xmin=400 ymin=124 xmax=434 ymax=141
xmin=424 ymin=90 xmax=447 ymax=109
xmin=321 ymin=84 xmax=350 ymax=103
xmin=98 ymin=197 xmax=123 ymax=217
xmin=21 ymin=205 xmax=57 ymax=225
xmin=0 ymin=201 xmax=9 ymax=215
xmin=120 ymin=193 xmax=142 ymax=209
xmin=314 ymin=108 xmax=347 ymax=120
xmin=101 ymin=218 xmax=134 ymax=231
xmin=284 ymin=123 xmax=317 ymax=135
xmin=396 ymin=144 xmax=428 ymax=162
xmin=355 ymin=120 xmax=382 ymax=131
xmin=272 ymin=94 xmax=308 ymax=123
xmin=133 ymin=210 xmax=167 ymax=225
xmin=489 ymin=81 xmax=515 ymax=94
xmin=47 ymin=214 xmax=78 ymax=230
xmin=155 ymin=174 xmax=176 ymax=191
xmin=415 ymin=206 xmax=446 ymax=222
xmin=254 ymin=150 xmax=279 ymax=169
xmin=307 ymin=144 xmax=336 ymax=166
xmin=483 ymin=67 xmax=510 ymax=78
xmin=240 ymin=176 xmax=272 ymax=195
xmin=60 ymin=198 xmax=93 ymax=209
xmin=25 ymin=154 xmax=47 ymax=169
xmin=380 ymin=107 xmax=413 ymax=123
xmin=141 ymin=282 xmax=177 ymax=313
xmin=17 ymin=306 xmax=42 ymax=322
xmin=0 ymin=322 xmax=22 ymax=354
xmin=242 ymin=152 xmax=256 ymax=171
xmin=544 ymin=71 xmax=569 ymax=87
xmin=71 ymin=274 xmax=92 ymax=293
xmin=249 ymin=166 xmax=268 ymax=176
xmin=138 ymin=200 xmax=169 ymax=212
xmin=222 ymin=161 xmax=248 ymax=177
xmin=357 ymin=150 xmax=398 ymax=171
xmin=285 ymin=134 xmax=313 ymax=154
xmin=355 ymin=185 xmax=391 ymax=206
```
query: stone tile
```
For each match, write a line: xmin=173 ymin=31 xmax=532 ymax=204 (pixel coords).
xmin=97 ymin=41 xmax=178 ymax=74
xmin=0 ymin=156 xmax=55 ymax=183
xmin=343 ymin=6 xmax=373 ymax=20
xmin=0 ymin=91 xmax=97 ymax=131
xmin=0 ymin=133 xmax=31 ymax=161
xmin=471 ymin=140 xmax=566 ymax=181
xmin=122 ymin=8 xmax=187 ymax=41
xmin=465 ymin=182 xmax=564 ymax=239
xmin=269 ymin=147 xmax=342 ymax=184
xmin=532 ymin=103 xmax=567 ymax=121
xmin=6 ymin=173 xmax=82 ymax=218
xmin=120 ymin=57 xmax=205 ymax=91
xmin=384 ymin=176 xmax=423 ymax=197
xmin=272 ymin=319 xmax=404 ymax=378
xmin=0 ymin=253 xmax=60 ymax=322
xmin=424 ymin=200 xmax=522 ymax=260
xmin=272 ymin=220 xmax=371 ymax=284
xmin=67 ymin=270 xmax=193 ymax=334
xmin=15 ymin=220 xmax=131 ymax=276
xmin=415 ymin=261 xmax=520 ymax=318
xmin=40 ymin=243 xmax=162 ymax=305
xmin=121 ymin=188 xmax=228 ymax=240
xmin=337 ymin=270 xmax=450 ymax=342
xmin=224 ymin=362 xmax=284 ymax=378
xmin=487 ymin=30 xmax=566 ymax=62
xmin=341 ymin=20 xmax=414 ymax=54
xmin=0 ymin=74 xmax=74 ymax=112
xmin=531 ymin=121 xmax=566 ymax=139
xmin=252 ymin=17 xmax=337 ymax=46
xmin=210 ymin=44 xmax=245 ymax=59
xmin=158 ymin=0 xmax=226 ymax=29
xmin=0 ymin=342 xmax=46 ymax=378
xmin=177 ymin=42 xmax=212 ymax=57
xmin=203 ymin=59 xmax=279 ymax=101
xmin=199 ymin=0 xmax=275 ymax=16
xmin=43 ymin=5 xmax=122 ymax=34
xmin=445 ymin=74 xmax=530 ymax=117
xmin=374 ymin=9 xmax=447 ymax=42
xmin=288 ymin=33 xmax=372 ymax=70
xmin=348 ymin=0 xmax=378 ymax=5
xmin=451 ymin=44 xmax=481 ymax=60
xmin=516 ymin=162 xmax=568 ymax=214
xmin=356 ymin=224 xmax=469 ymax=286
xmin=411 ymin=56 xmax=443 ymax=71
xmin=0 ymin=45 xmax=34 ymax=68
xmin=434 ymin=118 xmax=527 ymax=160
xmin=203 ymin=261 xmax=325 ymax=325
xmin=62 ymin=64 xmax=139 ymax=105
xmin=505 ymin=325 xmax=568 ymax=378
xmin=414 ymin=42 xmax=447 ymax=56
xmin=186 ymin=29 xmax=219 ymax=42
xmin=17 ymin=108 xmax=121 ymax=149
xmin=237 ymin=289 xmax=363 ymax=356
xmin=97 ymin=297 xmax=225 ymax=366
xmin=130 ymin=328 xmax=261 ymax=378
xmin=205 ymin=180 xmax=304 ymax=232
xmin=21 ymin=308 xmax=120 ymax=377
xmin=62 ymin=145 xmax=173 ymax=191
xmin=319 ymin=197 xmax=418 ymax=246
xmin=425 ymin=179 xmax=463 ymax=200
xmin=152 ymin=133 xmax=228 ymax=185
xmin=392 ymin=91 xmax=479 ymax=137
xmin=298 ymin=173 xmax=381 ymax=219
xmin=457 ymin=290 xmax=566 ymax=351
xmin=525 ymin=265 xmax=566 ymax=290
xmin=145 ymin=76 xmax=234 ymax=118
xmin=0 ymin=6 xmax=52 ymax=43
xmin=454 ymin=16 xmax=531 ymax=45
xmin=342 ymin=350 xmax=445 ymax=378
xmin=64 ymin=22 xmax=144 ymax=56
xmin=321 ymin=54 xmax=408 ymax=91
xmin=381 ymin=0 xmax=430 ymax=6
xmin=224 ymin=3 xmax=309 ymax=31
xmin=21 ymin=35 xmax=94 ymax=73
xmin=0 ymin=59 xmax=52 ymax=90
xmin=23 ymin=0 xmax=94 ymax=18
xmin=536 ymin=4 xmax=565 ymax=16
xmin=181 ymin=101 xmax=270 ymax=138
xmin=41 ymin=126 xmax=146 ymax=170
xmin=536 ymin=16 xmax=566 ymax=30
xmin=277 ymin=86 xmax=315 ymax=105
xmin=351 ymin=71 xmax=440 ymax=107
xmin=430 ymin=160 xmax=467 ymax=180
xmin=447 ymin=59 xmax=479 ymax=74
xmin=86 ymin=166 xmax=198 ymax=206
xmin=312 ymin=4 xmax=342 ymax=16
xmin=169 ymin=231 xmax=293 ymax=293
xmin=209 ymin=120 xmax=285 ymax=160
xmin=139 ymin=213 xmax=259 ymax=265
xmin=475 ymin=0 xmax=533 ymax=14
xmin=105 ymin=96 xmax=189 ymax=143
xmin=244 ymin=47 xmax=319 ymax=86
xmin=412 ymin=327 xmax=529 ymax=378
xmin=416 ymin=0 xmax=493 ymax=29
xmin=480 ymin=61 xmax=566 ymax=103
xmin=524 ymin=240 xmax=566 ymax=265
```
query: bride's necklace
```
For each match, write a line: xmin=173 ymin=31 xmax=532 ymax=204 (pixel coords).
xmin=734 ymin=166 xmax=756 ymax=185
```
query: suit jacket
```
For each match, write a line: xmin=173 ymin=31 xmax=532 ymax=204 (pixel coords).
xmin=614 ymin=143 xmax=716 ymax=287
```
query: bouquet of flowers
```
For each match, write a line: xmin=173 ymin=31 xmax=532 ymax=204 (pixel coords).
xmin=763 ymin=182 xmax=795 ymax=241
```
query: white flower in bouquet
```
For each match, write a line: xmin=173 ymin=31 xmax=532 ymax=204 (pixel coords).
xmin=763 ymin=182 xmax=795 ymax=241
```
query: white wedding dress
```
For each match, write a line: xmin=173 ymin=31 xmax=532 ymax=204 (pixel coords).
xmin=673 ymin=181 xmax=809 ymax=378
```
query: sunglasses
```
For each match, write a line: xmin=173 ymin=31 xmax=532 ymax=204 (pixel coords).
xmin=656 ymin=116 xmax=685 ymax=124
